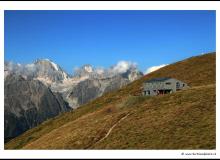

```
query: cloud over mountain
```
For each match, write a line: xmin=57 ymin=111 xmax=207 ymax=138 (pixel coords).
xmin=73 ymin=60 xmax=140 ymax=78
xmin=110 ymin=61 xmax=137 ymax=74
xmin=145 ymin=64 xmax=168 ymax=74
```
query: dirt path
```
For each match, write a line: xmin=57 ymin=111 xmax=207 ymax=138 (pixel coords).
xmin=86 ymin=113 xmax=130 ymax=149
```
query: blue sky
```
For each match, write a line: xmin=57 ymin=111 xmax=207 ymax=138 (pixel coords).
xmin=5 ymin=10 xmax=216 ymax=74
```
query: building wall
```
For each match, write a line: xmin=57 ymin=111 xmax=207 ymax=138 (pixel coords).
xmin=143 ymin=78 xmax=188 ymax=96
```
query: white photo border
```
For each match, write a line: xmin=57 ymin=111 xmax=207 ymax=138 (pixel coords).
xmin=0 ymin=1 xmax=219 ymax=159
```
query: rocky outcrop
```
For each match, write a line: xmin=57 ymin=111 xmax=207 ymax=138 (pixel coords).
xmin=4 ymin=74 xmax=71 ymax=140
xmin=68 ymin=79 xmax=102 ymax=106
xmin=67 ymin=75 xmax=131 ymax=108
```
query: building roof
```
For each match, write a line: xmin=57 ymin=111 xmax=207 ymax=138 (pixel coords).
xmin=144 ymin=77 xmax=172 ymax=83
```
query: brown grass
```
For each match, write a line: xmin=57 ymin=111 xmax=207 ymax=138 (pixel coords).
xmin=92 ymin=84 xmax=216 ymax=149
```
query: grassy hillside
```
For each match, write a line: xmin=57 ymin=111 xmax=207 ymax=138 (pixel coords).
xmin=5 ymin=52 xmax=216 ymax=149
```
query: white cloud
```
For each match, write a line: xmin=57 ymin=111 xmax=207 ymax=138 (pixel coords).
xmin=72 ymin=60 xmax=138 ymax=78
xmin=145 ymin=64 xmax=168 ymax=74
xmin=25 ymin=63 xmax=37 ymax=72
xmin=95 ymin=67 xmax=105 ymax=75
xmin=111 ymin=61 xmax=137 ymax=74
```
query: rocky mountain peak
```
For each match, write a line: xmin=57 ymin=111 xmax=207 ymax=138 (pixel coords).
xmin=73 ymin=64 xmax=95 ymax=78
xmin=82 ymin=64 xmax=93 ymax=73
xmin=5 ymin=59 xmax=70 ymax=86
xmin=34 ymin=59 xmax=61 ymax=72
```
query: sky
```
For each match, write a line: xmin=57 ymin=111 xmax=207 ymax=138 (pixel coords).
xmin=4 ymin=10 xmax=216 ymax=74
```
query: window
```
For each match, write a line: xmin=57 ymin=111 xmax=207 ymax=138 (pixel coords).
xmin=183 ymin=84 xmax=185 ymax=87
xmin=176 ymin=82 xmax=180 ymax=88
xmin=147 ymin=90 xmax=150 ymax=95
xmin=165 ymin=82 xmax=171 ymax=85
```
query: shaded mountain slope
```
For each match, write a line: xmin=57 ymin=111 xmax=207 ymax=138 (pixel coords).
xmin=4 ymin=74 xmax=70 ymax=141
xmin=5 ymin=52 xmax=216 ymax=149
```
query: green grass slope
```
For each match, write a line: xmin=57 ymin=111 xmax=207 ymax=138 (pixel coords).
xmin=5 ymin=52 xmax=216 ymax=149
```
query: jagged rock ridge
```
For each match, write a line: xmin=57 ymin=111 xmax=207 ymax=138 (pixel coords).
xmin=4 ymin=74 xmax=71 ymax=141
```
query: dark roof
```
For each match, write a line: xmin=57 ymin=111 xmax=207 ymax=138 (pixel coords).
xmin=144 ymin=77 xmax=172 ymax=83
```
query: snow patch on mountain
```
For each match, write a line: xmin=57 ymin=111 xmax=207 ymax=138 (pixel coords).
xmin=50 ymin=61 xmax=59 ymax=71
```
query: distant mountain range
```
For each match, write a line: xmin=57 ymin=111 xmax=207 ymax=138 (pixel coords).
xmin=4 ymin=59 xmax=143 ymax=140
xmin=5 ymin=59 xmax=143 ymax=108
